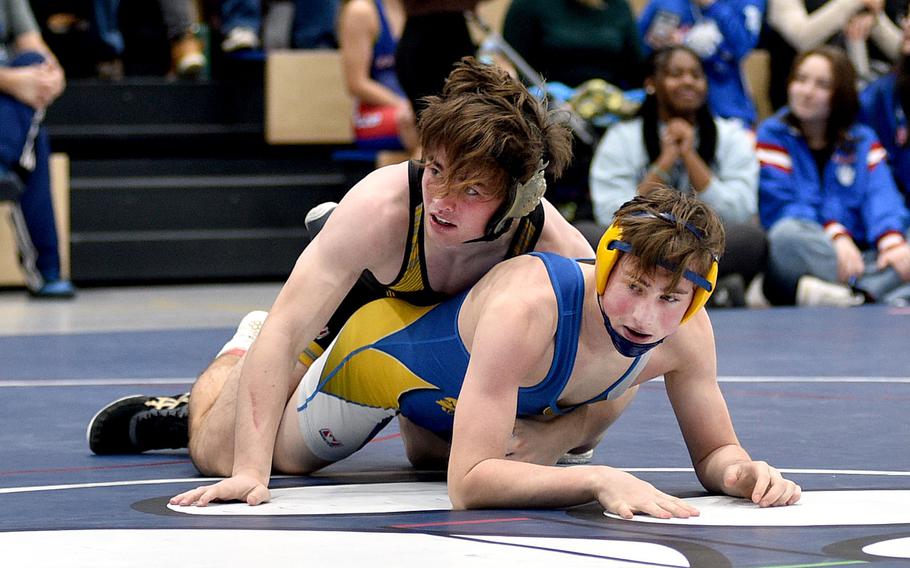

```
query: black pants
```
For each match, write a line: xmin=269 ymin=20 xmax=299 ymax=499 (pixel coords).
xmin=395 ymin=12 xmax=476 ymax=114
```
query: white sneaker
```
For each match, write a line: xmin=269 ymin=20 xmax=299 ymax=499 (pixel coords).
xmin=305 ymin=202 xmax=338 ymax=238
xmin=557 ymin=449 xmax=595 ymax=465
xmin=216 ymin=310 xmax=269 ymax=358
xmin=171 ymin=34 xmax=206 ymax=76
xmin=175 ymin=51 xmax=206 ymax=76
xmin=745 ymin=274 xmax=771 ymax=308
xmin=796 ymin=276 xmax=864 ymax=307
xmin=883 ymin=283 xmax=910 ymax=306
xmin=221 ymin=27 xmax=260 ymax=52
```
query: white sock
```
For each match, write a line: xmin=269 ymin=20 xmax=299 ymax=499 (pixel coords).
xmin=215 ymin=310 xmax=269 ymax=358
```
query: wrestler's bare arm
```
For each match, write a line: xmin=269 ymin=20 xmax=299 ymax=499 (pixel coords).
xmin=534 ymin=198 xmax=596 ymax=258
xmin=664 ymin=310 xmax=801 ymax=507
xmin=514 ymin=203 xmax=612 ymax=463
xmin=447 ymin=260 xmax=697 ymax=518
xmin=174 ymin=164 xmax=412 ymax=506
xmin=448 ymin=260 xmax=568 ymax=508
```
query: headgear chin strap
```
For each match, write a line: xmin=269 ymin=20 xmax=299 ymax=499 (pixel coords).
xmin=595 ymin=212 xmax=719 ymax=325
xmin=464 ymin=160 xmax=548 ymax=243
xmin=599 ymin=297 xmax=665 ymax=357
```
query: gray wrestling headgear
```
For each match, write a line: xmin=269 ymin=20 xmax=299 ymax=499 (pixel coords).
xmin=465 ymin=160 xmax=548 ymax=243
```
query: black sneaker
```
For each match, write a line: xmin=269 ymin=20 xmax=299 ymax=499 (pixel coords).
xmin=0 ymin=169 xmax=24 ymax=201
xmin=87 ymin=394 xmax=190 ymax=454
xmin=707 ymin=274 xmax=746 ymax=308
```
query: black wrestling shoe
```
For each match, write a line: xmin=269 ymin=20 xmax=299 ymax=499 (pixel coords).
xmin=87 ymin=393 xmax=189 ymax=454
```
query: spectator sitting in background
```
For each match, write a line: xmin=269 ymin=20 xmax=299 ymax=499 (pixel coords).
xmin=89 ymin=0 xmax=206 ymax=78
xmin=220 ymin=0 xmax=339 ymax=53
xmin=500 ymin=0 xmax=645 ymax=223
xmin=763 ymin=0 xmax=901 ymax=109
xmin=587 ymin=45 xmax=764 ymax=307
xmin=0 ymin=0 xmax=74 ymax=297
xmin=836 ymin=5 xmax=899 ymax=88
xmin=164 ymin=0 xmax=206 ymax=76
xmin=860 ymin=17 xmax=910 ymax=203
xmin=32 ymin=1 xmax=204 ymax=79
xmin=638 ymin=0 xmax=765 ymax=126
xmin=756 ymin=45 xmax=910 ymax=306
xmin=338 ymin=0 xmax=417 ymax=154
xmin=502 ymin=0 xmax=645 ymax=92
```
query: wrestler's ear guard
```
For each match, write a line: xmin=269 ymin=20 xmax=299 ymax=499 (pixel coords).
xmin=687 ymin=260 xmax=718 ymax=324
xmin=595 ymin=222 xmax=718 ymax=325
xmin=595 ymin=222 xmax=625 ymax=296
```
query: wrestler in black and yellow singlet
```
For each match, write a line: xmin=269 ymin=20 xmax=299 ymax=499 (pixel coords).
xmin=300 ymin=161 xmax=546 ymax=365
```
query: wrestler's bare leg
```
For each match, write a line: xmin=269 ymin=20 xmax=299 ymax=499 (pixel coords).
xmin=271 ymin=378 xmax=335 ymax=475
xmin=188 ymin=353 xmax=308 ymax=476
xmin=186 ymin=353 xmax=242 ymax=475
xmin=570 ymin=385 xmax=640 ymax=454
xmin=398 ymin=416 xmax=450 ymax=471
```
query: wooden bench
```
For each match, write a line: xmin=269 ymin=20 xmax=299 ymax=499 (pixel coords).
xmin=261 ymin=1 xmax=508 ymax=163
xmin=265 ymin=49 xmax=412 ymax=168
xmin=0 ymin=153 xmax=70 ymax=286
xmin=744 ymin=49 xmax=773 ymax=123
xmin=265 ymin=49 xmax=355 ymax=145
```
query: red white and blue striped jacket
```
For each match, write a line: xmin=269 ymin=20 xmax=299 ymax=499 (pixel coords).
xmin=757 ymin=109 xmax=909 ymax=250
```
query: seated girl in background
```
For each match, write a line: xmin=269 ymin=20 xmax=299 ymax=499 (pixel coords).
xmin=588 ymin=45 xmax=764 ymax=307
xmin=860 ymin=18 xmax=910 ymax=204
xmin=757 ymin=45 xmax=910 ymax=306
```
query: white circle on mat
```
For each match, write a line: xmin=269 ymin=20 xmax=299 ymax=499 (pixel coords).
xmin=864 ymin=536 xmax=910 ymax=559
xmin=0 ymin=530 xmax=691 ymax=568
xmin=604 ymin=490 xmax=910 ymax=526
xmin=168 ymin=481 xmax=452 ymax=515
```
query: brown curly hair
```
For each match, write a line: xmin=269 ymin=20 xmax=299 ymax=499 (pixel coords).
xmin=417 ymin=57 xmax=574 ymax=199
xmin=612 ymin=188 xmax=725 ymax=289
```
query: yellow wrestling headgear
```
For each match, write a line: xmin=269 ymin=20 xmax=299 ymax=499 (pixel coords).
xmin=595 ymin=212 xmax=719 ymax=324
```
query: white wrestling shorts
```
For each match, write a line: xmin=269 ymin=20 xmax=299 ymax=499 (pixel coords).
xmin=296 ymin=342 xmax=399 ymax=462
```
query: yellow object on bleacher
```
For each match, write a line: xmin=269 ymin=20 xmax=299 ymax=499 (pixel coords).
xmin=569 ymin=79 xmax=641 ymax=121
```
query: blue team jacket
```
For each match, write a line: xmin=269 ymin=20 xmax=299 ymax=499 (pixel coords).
xmin=638 ymin=0 xmax=765 ymax=125
xmin=756 ymin=109 xmax=909 ymax=249
xmin=860 ymin=74 xmax=910 ymax=202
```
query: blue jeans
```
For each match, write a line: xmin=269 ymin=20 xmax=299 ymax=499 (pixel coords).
xmin=94 ymin=0 xmax=194 ymax=49
xmin=0 ymin=53 xmax=60 ymax=281
xmin=292 ymin=0 xmax=338 ymax=48
xmin=221 ymin=0 xmax=338 ymax=46
xmin=766 ymin=217 xmax=909 ymax=304
xmin=221 ymin=0 xmax=261 ymax=34
xmin=93 ymin=0 xmax=125 ymax=58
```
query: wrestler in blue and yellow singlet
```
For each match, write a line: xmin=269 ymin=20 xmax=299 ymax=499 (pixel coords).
xmin=296 ymin=253 xmax=651 ymax=459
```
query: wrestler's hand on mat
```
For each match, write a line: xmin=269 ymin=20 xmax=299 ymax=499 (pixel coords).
xmin=169 ymin=474 xmax=271 ymax=507
xmin=596 ymin=467 xmax=700 ymax=519
xmin=722 ymin=461 xmax=802 ymax=507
